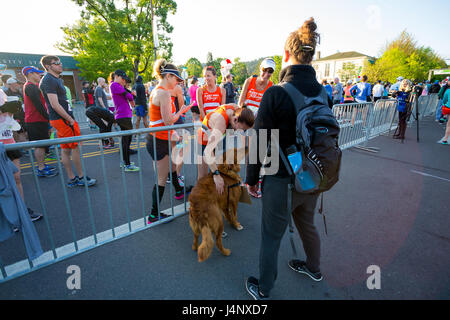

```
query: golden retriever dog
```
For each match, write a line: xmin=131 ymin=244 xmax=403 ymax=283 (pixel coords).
xmin=189 ymin=147 xmax=247 ymax=262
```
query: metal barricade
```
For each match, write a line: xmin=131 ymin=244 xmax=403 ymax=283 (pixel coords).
xmin=72 ymin=103 xmax=89 ymax=129
xmin=332 ymin=99 xmax=398 ymax=152
xmin=423 ymin=94 xmax=440 ymax=117
xmin=332 ymin=102 xmax=373 ymax=150
xmin=367 ymin=99 xmax=398 ymax=139
xmin=0 ymin=123 xmax=199 ymax=283
xmin=408 ymin=93 xmax=440 ymax=125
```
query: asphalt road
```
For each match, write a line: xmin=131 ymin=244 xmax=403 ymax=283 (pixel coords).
xmin=0 ymin=116 xmax=449 ymax=300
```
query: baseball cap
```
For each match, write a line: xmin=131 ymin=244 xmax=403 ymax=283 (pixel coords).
xmin=397 ymin=76 xmax=404 ymax=81
xmin=22 ymin=66 xmax=44 ymax=76
xmin=347 ymin=80 xmax=353 ymax=84
xmin=261 ymin=58 xmax=276 ymax=71
xmin=114 ymin=70 xmax=132 ymax=83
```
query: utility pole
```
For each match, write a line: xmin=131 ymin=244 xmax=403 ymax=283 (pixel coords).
xmin=151 ymin=0 xmax=158 ymax=61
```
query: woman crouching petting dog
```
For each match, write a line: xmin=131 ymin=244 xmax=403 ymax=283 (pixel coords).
xmin=197 ymin=104 xmax=255 ymax=196
xmin=146 ymin=59 xmax=193 ymax=224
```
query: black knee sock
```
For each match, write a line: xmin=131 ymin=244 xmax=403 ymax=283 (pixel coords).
xmin=169 ymin=171 xmax=183 ymax=193
xmin=151 ymin=185 xmax=165 ymax=215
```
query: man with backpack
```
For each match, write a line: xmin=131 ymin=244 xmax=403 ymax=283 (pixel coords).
xmin=245 ymin=18 xmax=341 ymax=300
xmin=222 ymin=74 xmax=236 ymax=104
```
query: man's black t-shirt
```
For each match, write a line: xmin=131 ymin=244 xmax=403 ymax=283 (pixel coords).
xmin=133 ymin=82 xmax=147 ymax=106
xmin=40 ymin=73 xmax=73 ymax=121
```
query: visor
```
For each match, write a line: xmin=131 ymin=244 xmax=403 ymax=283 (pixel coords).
xmin=161 ymin=68 xmax=184 ymax=82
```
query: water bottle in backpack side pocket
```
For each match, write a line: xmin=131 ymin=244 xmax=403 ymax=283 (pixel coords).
xmin=286 ymin=145 xmax=317 ymax=193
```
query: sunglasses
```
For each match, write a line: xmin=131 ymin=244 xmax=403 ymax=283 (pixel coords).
xmin=51 ymin=61 xmax=62 ymax=65
xmin=262 ymin=68 xmax=274 ymax=74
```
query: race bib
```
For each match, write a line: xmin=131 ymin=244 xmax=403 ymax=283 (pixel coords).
xmin=0 ymin=113 xmax=21 ymax=140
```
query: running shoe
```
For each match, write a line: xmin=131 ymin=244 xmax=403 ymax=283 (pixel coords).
xmin=245 ymin=277 xmax=270 ymax=300
xmin=124 ymin=164 xmax=140 ymax=172
xmin=178 ymin=175 xmax=185 ymax=187
xmin=76 ymin=176 xmax=97 ymax=187
xmin=288 ymin=260 xmax=323 ymax=282
xmin=437 ymin=139 xmax=448 ymax=145
xmin=36 ymin=167 xmax=58 ymax=178
xmin=67 ymin=176 xmax=79 ymax=188
xmin=147 ymin=212 xmax=173 ymax=224
xmin=120 ymin=161 xmax=135 ymax=168
xmin=175 ymin=186 xmax=193 ymax=200
xmin=44 ymin=164 xmax=57 ymax=172
xmin=167 ymin=175 xmax=185 ymax=187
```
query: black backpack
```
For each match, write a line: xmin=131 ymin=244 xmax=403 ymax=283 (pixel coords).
xmin=279 ymin=82 xmax=342 ymax=194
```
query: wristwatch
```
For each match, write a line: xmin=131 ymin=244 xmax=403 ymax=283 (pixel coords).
xmin=212 ymin=170 xmax=220 ymax=176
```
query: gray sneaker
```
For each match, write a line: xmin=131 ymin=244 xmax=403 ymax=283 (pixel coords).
xmin=124 ymin=164 xmax=140 ymax=172
xmin=288 ymin=260 xmax=323 ymax=282
xmin=76 ymin=176 xmax=97 ymax=187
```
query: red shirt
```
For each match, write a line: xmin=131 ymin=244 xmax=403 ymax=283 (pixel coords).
xmin=24 ymin=81 xmax=49 ymax=123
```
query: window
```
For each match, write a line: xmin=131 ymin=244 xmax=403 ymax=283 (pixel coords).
xmin=325 ymin=63 xmax=330 ymax=77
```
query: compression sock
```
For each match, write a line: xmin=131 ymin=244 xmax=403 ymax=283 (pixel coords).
xmin=151 ymin=185 xmax=165 ymax=216
xmin=170 ymin=171 xmax=183 ymax=193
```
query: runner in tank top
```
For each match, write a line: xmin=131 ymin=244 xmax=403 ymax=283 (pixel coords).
xmin=197 ymin=66 xmax=226 ymax=121
xmin=239 ymin=58 xmax=275 ymax=116
xmin=146 ymin=59 xmax=193 ymax=224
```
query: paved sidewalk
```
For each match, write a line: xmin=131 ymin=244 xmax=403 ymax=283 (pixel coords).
xmin=0 ymin=117 xmax=449 ymax=300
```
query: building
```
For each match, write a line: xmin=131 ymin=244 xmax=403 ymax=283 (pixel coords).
xmin=0 ymin=52 xmax=83 ymax=101
xmin=312 ymin=51 xmax=376 ymax=83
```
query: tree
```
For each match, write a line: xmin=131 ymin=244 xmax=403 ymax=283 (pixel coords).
xmin=185 ymin=57 xmax=202 ymax=78
xmin=232 ymin=58 xmax=249 ymax=86
xmin=57 ymin=0 xmax=177 ymax=82
xmin=338 ymin=62 xmax=360 ymax=83
xmin=364 ymin=31 xmax=447 ymax=83
xmin=270 ymin=55 xmax=282 ymax=84
xmin=57 ymin=18 xmax=131 ymax=81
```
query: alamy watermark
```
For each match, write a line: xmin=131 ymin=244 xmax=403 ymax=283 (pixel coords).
xmin=66 ymin=265 xmax=81 ymax=290
xmin=366 ymin=265 xmax=381 ymax=290
xmin=169 ymin=128 xmax=280 ymax=175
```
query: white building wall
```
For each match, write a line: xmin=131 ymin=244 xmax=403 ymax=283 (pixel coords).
xmin=313 ymin=57 xmax=369 ymax=82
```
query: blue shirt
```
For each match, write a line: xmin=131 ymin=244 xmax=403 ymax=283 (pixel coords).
xmin=350 ymin=82 xmax=371 ymax=102
xmin=324 ymin=84 xmax=333 ymax=100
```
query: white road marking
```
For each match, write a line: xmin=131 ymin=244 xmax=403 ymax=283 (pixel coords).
xmin=411 ymin=170 xmax=450 ymax=183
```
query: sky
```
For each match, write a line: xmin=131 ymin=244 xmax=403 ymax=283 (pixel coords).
xmin=1 ymin=0 xmax=449 ymax=66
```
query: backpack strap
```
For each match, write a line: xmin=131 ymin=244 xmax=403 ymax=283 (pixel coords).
xmin=279 ymin=82 xmax=329 ymax=114
xmin=279 ymin=82 xmax=306 ymax=115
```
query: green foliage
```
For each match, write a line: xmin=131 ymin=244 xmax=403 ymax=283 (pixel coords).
xmin=270 ymin=55 xmax=282 ymax=84
xmin=57 ymin=19 xmax=132 ymax=81
xmin=232 ymin=58 xmax=249 ymax=86
xmin=246 ymin=58 xmax=264 ymax=75
xmin=364 ymin=31 xmax=447 ymax=83
xmin=185 ymin=57 xmax=202 ymax=78
xmin=57 ymin=0 xmax=177 ymax=83
xmin=338 ymin=62 xmax=360 ymax=83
